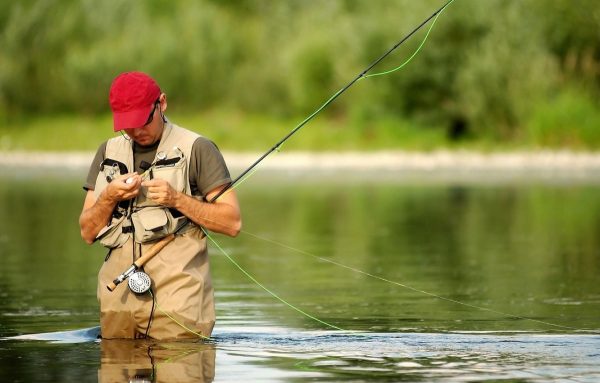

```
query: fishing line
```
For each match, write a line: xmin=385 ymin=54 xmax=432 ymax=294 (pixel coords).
xmin=204 ymin=230 xmax=346 ymax=332
xmin=237 ymin=229 xmax=587 ymax=332
xmin=361 ymin=0 xmax=453 ymax=80
xmin=181 ymin=204 xmax=590 ymax=333
xmin=166 ymin=0 xmax=578 ymax=335
xmin=145 ymin=287 xmax=156 ymax=338
xmin=155 ymin=347 xmax=206 ymax=371
xmin=149 ymin=289 xmax=211 ymax=340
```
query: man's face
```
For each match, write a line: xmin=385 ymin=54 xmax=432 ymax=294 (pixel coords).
xmin=123 ymin=100 xmax=164 ymax=146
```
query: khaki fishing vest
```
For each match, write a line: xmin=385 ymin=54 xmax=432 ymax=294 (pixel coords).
xmin=94 ymin=123 xmax=216 ymax=339
xmin=94 ymin=122 xmax=201 ymax=248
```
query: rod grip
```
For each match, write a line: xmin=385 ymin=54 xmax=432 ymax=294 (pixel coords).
xmin=134 ymin=234 xmax=175 ymax=268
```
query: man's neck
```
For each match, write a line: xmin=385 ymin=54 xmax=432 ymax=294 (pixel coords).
xmin=134 ymin=139 xmax=160 ymax=153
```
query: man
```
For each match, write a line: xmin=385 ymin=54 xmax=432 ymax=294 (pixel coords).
xmin=79 ymin=71 xmax=241 ymax=340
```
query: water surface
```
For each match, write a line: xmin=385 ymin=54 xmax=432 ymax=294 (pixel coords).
xmin=0 ymin=168 xmax=599 ymax=381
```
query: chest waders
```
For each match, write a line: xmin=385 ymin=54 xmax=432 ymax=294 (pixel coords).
xmin=94 ymin=123 xmax=216 ymax=340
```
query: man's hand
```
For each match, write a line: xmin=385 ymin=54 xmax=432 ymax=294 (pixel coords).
xmin=105 ymin=173 xmax=142 ymax=202
xmin=142 ymin=178 xmax=179 ymax=207
xmin=79 ymin=172 xmax=141 ymax=245
xmin=138 ymin=180 xmax=241 ymax=237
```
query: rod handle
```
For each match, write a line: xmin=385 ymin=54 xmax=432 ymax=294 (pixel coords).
xmin=133 ymin=234 xmax=175 ymax=268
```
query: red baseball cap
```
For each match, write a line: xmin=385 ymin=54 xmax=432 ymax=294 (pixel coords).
xmin=109 ymin=71 xmax=161 ymax=131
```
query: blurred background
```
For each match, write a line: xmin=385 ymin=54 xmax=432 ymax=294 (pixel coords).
xmin=0 ymin=0 xmax=599 ymax=151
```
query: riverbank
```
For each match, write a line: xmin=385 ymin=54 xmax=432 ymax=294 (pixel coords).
xmin=2 ymin=150 xmax=600 ymax=177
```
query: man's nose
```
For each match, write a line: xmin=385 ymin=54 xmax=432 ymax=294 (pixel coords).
xmin=126 ymin=128 xmax=140 ymax=138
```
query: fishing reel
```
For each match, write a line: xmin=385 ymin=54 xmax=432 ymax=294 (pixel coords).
xmin=128 ymin=271 xmax=152 ymax=294
xmin=107 ymin=234 xmax=174 ymax=293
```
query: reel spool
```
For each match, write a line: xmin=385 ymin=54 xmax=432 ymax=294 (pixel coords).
xmin=128 ymin=271 xmax=152 ymax=294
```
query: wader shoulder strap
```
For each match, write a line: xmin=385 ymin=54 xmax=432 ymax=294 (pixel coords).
xmin=154 ymin=122 xmax=200 ymax=195
xmin=93 ymin=136 xmax=133 ymax=199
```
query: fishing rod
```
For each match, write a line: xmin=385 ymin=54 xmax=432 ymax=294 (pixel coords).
xmin=210 ymin=0 xmax=454 ymax=202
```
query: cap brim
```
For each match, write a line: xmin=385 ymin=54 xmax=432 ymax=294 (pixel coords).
xmin=113 ymin=104 xmax=154 ymax=131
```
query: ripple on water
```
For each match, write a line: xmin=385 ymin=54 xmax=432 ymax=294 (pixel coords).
xmin=214 ymin=328 xmax=600 ymax=381
xmin=3 ymin=326 xmax=600 ymax=381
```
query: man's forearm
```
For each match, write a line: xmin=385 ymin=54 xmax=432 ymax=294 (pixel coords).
xmin=79 ymin=191 xmax=118 ymax=244
xmin=174 ymin=192 xmax=241 ymax=237
xmin=79 ymin=174 xmax=142 ymax=244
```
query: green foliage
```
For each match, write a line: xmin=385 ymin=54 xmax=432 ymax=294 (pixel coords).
xmin=525 ymin=86 xmax=600 ymax=148
xmin=0 ymin=110 xmax=448 ymax=151
xmin=0 ymin=0 xmax=599 ymax=148
xmin=538 ymin=0 xmax=600 ymax=86
xmin=454 ymin=1 xmax=557 ymax=138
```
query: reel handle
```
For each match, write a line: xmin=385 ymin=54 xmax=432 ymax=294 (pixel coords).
xmin=106 ymin=234 xmax=175 ymax=292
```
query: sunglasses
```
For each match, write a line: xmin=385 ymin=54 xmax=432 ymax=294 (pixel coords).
xmin=144 ymin=99 xmax=160 ymax=126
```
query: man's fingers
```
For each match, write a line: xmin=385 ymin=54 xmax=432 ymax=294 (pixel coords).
xmin=142 ymin=179 xmax=167 ymax=188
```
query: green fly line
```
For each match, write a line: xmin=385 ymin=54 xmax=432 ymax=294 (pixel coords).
xmin=361 ymin=0 xmax=452 ymax=80
xmin=204 ymin=230 xmax=346 ymax=332
xmin=238 ymin=230 xmax=588 ymax=332
xmin=149 ymin=289 xmax=212 ymax=340
xmin=227 ymin=2 xmax=451 ymax=192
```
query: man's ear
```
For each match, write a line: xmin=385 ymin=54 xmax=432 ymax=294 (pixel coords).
xmin=159 ymin=93 xmax=167 ymax=113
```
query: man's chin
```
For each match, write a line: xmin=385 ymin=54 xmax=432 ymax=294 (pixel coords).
xmin=134 ymin=138 xmax=154 ymax=146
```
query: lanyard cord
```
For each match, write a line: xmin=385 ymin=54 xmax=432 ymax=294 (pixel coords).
xmin=149 ymin=289 xmax=212 ymax=340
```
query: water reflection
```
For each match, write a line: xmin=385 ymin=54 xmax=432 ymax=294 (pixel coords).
xmin=99 ymin=340 xmax=215 ymax=383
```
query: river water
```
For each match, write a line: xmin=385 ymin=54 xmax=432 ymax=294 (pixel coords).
xmin=0 ymin=167 xmax=599 ymax=382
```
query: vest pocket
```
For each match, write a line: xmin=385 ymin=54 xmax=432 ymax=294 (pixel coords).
xmin=96 ymin=215 xmax=130 ymax=249
xmin=131 ymin=207 xmax=169 ymax=243
xmin=152 ymin=156 xmax=186 ymax=193
xmin=94 ymin=159 xmax=129 ymax=199
xmin=131 ymin=207 xmax=188 ymax=243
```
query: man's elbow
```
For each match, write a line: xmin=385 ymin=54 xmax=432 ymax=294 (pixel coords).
xmin=228 ymin=218 xmax=242 ymax=237
xmin=79 ymin=217 xmax=96 ymax=245
xmin=80 ymin=228 xmax=96 ymax=245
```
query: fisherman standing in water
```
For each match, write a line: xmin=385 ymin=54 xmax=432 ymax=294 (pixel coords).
xmin=79 ymin=71 xmax=241 ymax=339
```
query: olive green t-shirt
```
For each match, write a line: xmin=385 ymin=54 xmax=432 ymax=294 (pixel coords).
xmin=83 ymin=136 xmax=231 ymax=198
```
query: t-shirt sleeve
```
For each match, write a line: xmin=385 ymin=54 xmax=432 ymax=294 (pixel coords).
xmin=83 ymin=141 xmax=107 ymax=191
xmin=189 ymin=137 xmax=232 ymax=198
